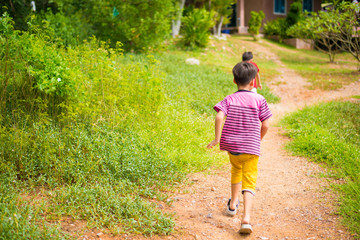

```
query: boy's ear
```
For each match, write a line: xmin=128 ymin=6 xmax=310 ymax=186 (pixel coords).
xmin=233 ymin=79 xmax=236 ymax=84
xmin=249 ymin=78 xmax=255 ymax=87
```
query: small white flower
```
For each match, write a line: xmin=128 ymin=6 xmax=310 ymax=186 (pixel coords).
xmin=57 ymin=78 xmax=61 ymax=82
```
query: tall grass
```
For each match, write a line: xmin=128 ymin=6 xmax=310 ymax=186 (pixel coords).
xmin=0 ymin=13 xmax=226 ymax=237
xmin=281 ymin=101 xmax=360 ymax=237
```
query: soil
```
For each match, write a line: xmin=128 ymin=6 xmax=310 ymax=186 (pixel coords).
xmin=69 ymin=39 xmax=360 ymax=240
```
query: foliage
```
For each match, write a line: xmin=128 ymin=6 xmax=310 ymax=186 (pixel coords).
xmin=1 ymin=0 xmax=175 ymax=52
xmin=37 ymin=9 xmax=92 ymax=47
xmin=288 ymin=2 xmax=360 ymax=67
xmin=207 ymin=0 xmax=236 ymax=37
xmin=248 ymin=11 xmax=265 ymax=41
xmin=332 ymin=2 xmax=360 ymax=67
xmin=107 ymin=0 xmax=175 ymax=52
xmin=264 ymin=0 xmax=303 ymax=41
xmin=322 ymin=0 xmax=353 ymax=9
xmin=0 ymin=0 xmax=57 ymax=31
xmin=0 ymin=13 xmax=175 ymax=236
xmin=286 ymin=0 xmax=303 ymax=27
xmin=281 ymin=101 xmax=360 ymax=236
xmin=180 ymin=8 xmax=214 ymax=49
xmin=264 ymin=18 xmax=288 ymax=41
xmin=287 ymin=11 xmax=341 ymax=63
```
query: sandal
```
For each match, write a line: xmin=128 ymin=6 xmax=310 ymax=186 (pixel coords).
xmin=226 ymin=198 xmax=239 ymax=216
xmin=239 ymin=224 xmax=253 ymax=234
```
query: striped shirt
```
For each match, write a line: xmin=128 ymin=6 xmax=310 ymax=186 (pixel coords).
xmin=214 ymin=90 xmax=272 ymax=156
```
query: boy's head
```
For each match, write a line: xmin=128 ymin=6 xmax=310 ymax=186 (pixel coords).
xmin=232 ymin=62 xmax=257 ymax=86
xmin=242 ymin=51 xmax=253 ymax=62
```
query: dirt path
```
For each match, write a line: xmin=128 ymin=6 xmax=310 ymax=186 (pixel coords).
xmin=83 ymin=39 xmax=360 ymax=240
xmin=144 ymin=40 xmax=360 ymax=240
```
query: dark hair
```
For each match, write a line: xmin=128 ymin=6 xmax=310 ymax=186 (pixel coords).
xmin=232 ymin=62 xmax=257 ymax=86
xmin=242 ymin=51 xmax=253 ymax=61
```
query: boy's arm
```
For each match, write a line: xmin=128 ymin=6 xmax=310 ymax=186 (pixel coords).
xmin=256 ymin=72 xmax=262 ymax=89
xmin=260 ymin=119 xmax=270 ymax=140
xmin=207 ymin=110 xmax=225 ymax=149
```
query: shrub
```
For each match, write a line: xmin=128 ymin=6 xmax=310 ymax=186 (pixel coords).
xmin=180 ymin=8 xmax=214 ymax=49
xmin=82 ymin=0 xmax=175 ymax=52
xmin=264 ymin=0 xmax=303 ymax=42
xmin=286 ymin=0 xmax=303 ymax=27
xmin=248 ymin=10 xmax=265 ymax=40
xmin=39 ymin=10 xmax=92 ymax=46
xmin=264 ymin=18 xmax=288 ymax=41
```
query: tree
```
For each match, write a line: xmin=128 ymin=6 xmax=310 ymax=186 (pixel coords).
xmin=288 ymin=2 xmax=360 ymax=67
xmin=248 ymin=11 xmax=265 ymax=41
xmin=207 ymin=0 xmax=236 ymax=37
xmin=172 ymin=0 xmax=186 ymax=37
xmin=332 ymin=2 xmax=360 ymax=67
xmin=55 ymin=0 xmax=175 ymax=52
xmin=287 ymin=11 xmax=341 ymax=62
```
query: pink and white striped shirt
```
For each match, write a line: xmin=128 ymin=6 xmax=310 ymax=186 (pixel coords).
xmin=214 ymin=90 xmax=272 ymax=156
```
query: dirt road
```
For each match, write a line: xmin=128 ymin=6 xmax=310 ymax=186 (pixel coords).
xmin=149 ymin=40 xmax=360 ymax=240
xmin=80 ymin=39 xmax=360 ymax=240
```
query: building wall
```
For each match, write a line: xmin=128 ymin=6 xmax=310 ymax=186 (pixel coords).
xmin=242 ymin=0 xmax=322 ymax=27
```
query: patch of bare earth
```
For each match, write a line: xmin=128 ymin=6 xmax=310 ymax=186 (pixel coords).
xmin=68 ymin=39 xmax=360 ymax=240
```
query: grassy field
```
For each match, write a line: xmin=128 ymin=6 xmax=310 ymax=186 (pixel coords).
xmin=281 ymin=101 xmax=360 ymax=236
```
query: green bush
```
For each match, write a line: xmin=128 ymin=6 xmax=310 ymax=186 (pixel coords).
xmin=286 ymin=1 xmax=303 ymax=26
xmin=39 ymin=10 xmax=92 ymax=46
xmin=248 ymin=11 xmax=265 ymax=40
xmin=180 ymin=8 xmax=214 ymax=49
xmin=264 ymin=0 xmax=303 ymax=41
xmin=77 ymin=0 xmax=175 ymax=52
xmin=264 ymin=18 xmax=288 ymax=41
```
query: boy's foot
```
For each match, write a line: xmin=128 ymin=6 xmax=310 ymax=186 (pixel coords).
xmin=226 ymin=199 xmax=239 ymax=216
xmin=239 ymin=224 xmax=253 ymax=234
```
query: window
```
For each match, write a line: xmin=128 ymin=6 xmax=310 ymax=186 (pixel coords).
xmin=274 ymin=0 xmax=286 ymax=14
xmin=303 ymin=0 xmax=313 ymax=12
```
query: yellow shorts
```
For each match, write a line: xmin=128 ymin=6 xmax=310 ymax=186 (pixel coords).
xmin=229 ymin=152 xmax=259 ymax=196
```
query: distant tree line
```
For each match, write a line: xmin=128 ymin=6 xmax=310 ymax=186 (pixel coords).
xmin=1 ymin=0 xmax=237 ymax=51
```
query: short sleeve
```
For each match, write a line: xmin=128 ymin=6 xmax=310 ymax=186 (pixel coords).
xmin=259 ymin=98 xmax=272 ymax=122
xmin=214 ymin=97 xmax=229 ymax=116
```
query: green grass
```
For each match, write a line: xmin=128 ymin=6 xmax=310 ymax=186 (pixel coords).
xmin=281 ymin=101 xmax=360 ymax=237
xmin=262 ymin=39 xmax=359 ymax=90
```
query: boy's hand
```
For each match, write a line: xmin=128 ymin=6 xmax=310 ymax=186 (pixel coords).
xmin=258 ymin=83 xmax=262 ymax=89
xmin=207 ymin=140 xmax=219 ymax=149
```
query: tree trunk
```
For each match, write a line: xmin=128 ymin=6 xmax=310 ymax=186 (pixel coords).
xmin=216 ymin=16 xmax=224 ymax=37
xmin=172 ymin=0 xmax=186 ymax=37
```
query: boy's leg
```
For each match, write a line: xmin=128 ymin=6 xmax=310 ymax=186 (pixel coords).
xmin=230 ymin=183 xmax=241 ymax=210
xmin=229 ymin=153 xmax=243 ymax=210
xmin=241 ymin=154 xmax=259 ymax=224
xmin=242 ymin=191 xmax=254 ymax=224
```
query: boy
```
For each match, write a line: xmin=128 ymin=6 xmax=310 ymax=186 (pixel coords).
xmin=242 ymin=52 xmax=262 ymax=93
xmin=207 ymin=62 xmax=271 ymax=234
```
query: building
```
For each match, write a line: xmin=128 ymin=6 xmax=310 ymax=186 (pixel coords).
xmin=227 ymin=0 xmax=322 ymax=33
